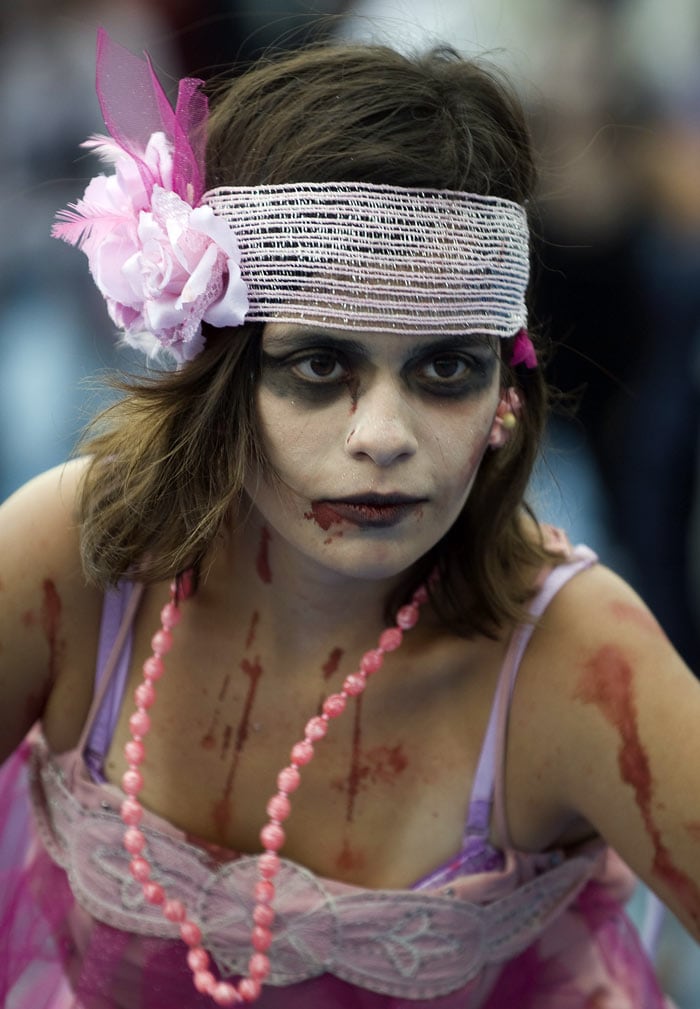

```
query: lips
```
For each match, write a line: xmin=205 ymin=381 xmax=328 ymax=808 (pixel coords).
xmin=311 ymin=494 xmax=426 ymax=529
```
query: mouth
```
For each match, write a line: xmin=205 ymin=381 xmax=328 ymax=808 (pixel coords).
xmin=310 ymin=493 xmax=426 ymax=529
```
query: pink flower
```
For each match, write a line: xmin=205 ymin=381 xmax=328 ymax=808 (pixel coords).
xmin=53 ymin=132 xmax=248 ymax=363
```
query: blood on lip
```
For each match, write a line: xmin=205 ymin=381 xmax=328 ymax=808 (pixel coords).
xmin=306 ymin=498 xmax=420 ymax=530
xmin=305 ymin=502 xmax=346 ymax=530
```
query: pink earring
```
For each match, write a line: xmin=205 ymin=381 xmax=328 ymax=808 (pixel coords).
xmin=489 ymin=388 xmax=521 ymax=447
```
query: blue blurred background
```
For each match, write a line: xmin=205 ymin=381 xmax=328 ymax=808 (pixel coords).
xmin=1 ymin=1 xmax=699 ymax=1002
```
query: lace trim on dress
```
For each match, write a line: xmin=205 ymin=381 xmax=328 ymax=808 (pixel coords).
xmin=29 ymin=741 xmax=601 ymax=1000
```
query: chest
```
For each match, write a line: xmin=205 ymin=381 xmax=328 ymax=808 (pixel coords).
xmin=103 ymin=597 xmax=511 ymax=888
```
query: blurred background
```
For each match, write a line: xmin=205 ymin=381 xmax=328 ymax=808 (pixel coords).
xmin=1 ymin=0 xmax=699 ymax=1002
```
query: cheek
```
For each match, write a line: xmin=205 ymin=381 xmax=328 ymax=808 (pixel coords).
xmin=432 ymin=409 xmax=497 ymax=488
xmin=256 ymin=392 xmax=319 ymax=476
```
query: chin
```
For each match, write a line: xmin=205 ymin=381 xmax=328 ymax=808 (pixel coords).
xmin=306 ymin=537 xmax=429 ymax=584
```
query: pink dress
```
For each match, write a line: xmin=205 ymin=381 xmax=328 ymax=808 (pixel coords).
xmin=0 ymin=543 xmax=669 ymax=1007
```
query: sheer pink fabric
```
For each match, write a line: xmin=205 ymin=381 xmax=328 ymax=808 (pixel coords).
xmin=1 ymin=734 xmax=670 ymax=1008
xmin=94 ymin=28 xmax=207 ymax=205
xmin=0 ymin=539 xmax=672 ymax=1007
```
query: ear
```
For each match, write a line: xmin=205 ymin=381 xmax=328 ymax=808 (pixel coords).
xmin=488 ymin=387 xmax=522 ymax=449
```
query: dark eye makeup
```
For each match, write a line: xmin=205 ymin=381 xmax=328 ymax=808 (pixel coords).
xmin=260 ymin=331 xmax=497 ymax=403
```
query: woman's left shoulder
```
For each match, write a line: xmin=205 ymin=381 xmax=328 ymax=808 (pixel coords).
xmin=516 ymin=550 xmax=700 ymax=942
xmin=536 ymin=551 xmax=671 ymax=656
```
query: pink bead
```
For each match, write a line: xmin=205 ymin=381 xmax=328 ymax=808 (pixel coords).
xmin=248 ymin=953 xmax=270 ymax=981
xmin=151 ymin=628 xmax=173 ymax=656
xmin=129 ymin=856 xmax=150 ymax=882
xmin=379 ymin=627 xmax=403 ymax=652
xmin=304 ymin=716 xmax=328 ymax=742
xmin=164 ymin=899 xmax=186 ymax=923
xmin=129 ymin=709 xmax=151 ymax=738
xmin=360 ymin=649 xmax=384 ymax=674
xmin=290 ymin=740 xmax=313 ymax=765
xmin=258 ymin=851 xmax=281 ymax=879
xmin=120 ymin=797 xmax=143 ymax=825
xmin=135 ymin=681 xmax=156 ymax=708
xmin=160 ymin=601 xmax=181 ymax=629
xmin=253 ymin=903 xmax=275 ymax=928
xmin=322 ymin=692 xmax=347 ymax=718
xmin=124 ymin=739 xmax=145 ymax=766
xmin=123 ymin=827 xmax=145 ymax=855
xmin=265 ymin=794 xmax=290 ymax=822
xmin=102 ymin=554 xmax=425 ymax=1007
xmin=143 ymin=655 xmax=164 ymax=681
xmin=343 ymin=673 xmax=366 ymax=696
xmin=396 ymin=604 xmax=419 ymax=629
xmin=260 ymin=822 xmax=285 ymax=851
xmin=193 ymin=970 xmax=216 ymax=995
xmin=212 ymin=982 xmax=241 ymax=1006
xmin=254 ymin=880 xmax=275 ymax=904
xmin=187 ymin=946 xmax=210 ymax=972
xmin=239 ymin=978 xmax=262 ymax=1003
xmin=412 ymin=585 xmax=428 ymax=604
xmin=122 ymin=768 xmax=143 ymax=796
xmin=180 ymin=920 xmax=202 ymax=946
xmin=143 ymin=881 xmax=165 ymax=905
xmin=252 ymin=925 xmax=272 ymax=952
xmin=277 ymin=766 xmax=300 ymax=793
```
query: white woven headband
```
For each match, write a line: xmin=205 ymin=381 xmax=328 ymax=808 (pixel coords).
xmin=53 ymin=38 xmax=533 ymax=363
xmin=203 ymin=182 xmax=530 ymax=338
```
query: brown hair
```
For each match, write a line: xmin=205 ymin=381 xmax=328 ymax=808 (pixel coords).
xmin=78 ymin=42 xmax=555 ymax=635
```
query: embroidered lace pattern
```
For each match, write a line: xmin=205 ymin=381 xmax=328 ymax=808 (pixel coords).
xmin=29 ymin=740 xmax=599 ymax=1001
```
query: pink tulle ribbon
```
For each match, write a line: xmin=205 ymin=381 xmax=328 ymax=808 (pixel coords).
xmin=93 ymin=27 xmax=207 ymax=206
xmin=511 ymin=328 xmax=537 ymax=369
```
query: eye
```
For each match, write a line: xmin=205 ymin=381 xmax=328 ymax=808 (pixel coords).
xmin=293 ymin=352 xmax=349 ymax=383
xmin=420 ymin=355 xmax=471 ymax=382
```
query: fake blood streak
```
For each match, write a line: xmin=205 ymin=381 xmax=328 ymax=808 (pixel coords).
xmin=321 ymin=647 xmax=344 ymax=681
xmin=346 ymin=695 xmax=364 ymax=823
xmin=333 ymin=743 xmax=408 ymax=796
xmin=336 ymin=838 xmax=366 ymax=873
xmin=305 ymin=503 xmax=345 ymax=532
xmin=610 ymin=600 xmax=667 ymax=639
xmin=212 ymin=656 xmax=264 ymax=838
xmin=348 ymin=377 xmax=360 ymax=415
xmin=200 ymin=674 xmax=231 ymax=751
xmin=245 ymin=610 xmax=260 ymax=650
xmin=40 ymin=579 xmax=63 ymax=683
xmin=576 ymin=645 xmax=700 ymax=926
xmin=256 ymin=527 xmax=272 ymax=584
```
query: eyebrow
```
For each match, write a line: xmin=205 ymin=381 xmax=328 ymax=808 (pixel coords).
xmin=263 ymin=328 xmax=496 ymax=358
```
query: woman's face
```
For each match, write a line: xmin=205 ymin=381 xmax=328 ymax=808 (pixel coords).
xmin=244 ymin=323 xmax=505 ymax=584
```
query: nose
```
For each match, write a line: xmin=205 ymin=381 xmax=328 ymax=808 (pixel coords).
xmin=344 ymin=378 xmax=418 ymax=466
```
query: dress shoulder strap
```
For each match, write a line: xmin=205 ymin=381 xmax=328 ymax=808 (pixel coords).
xmin=467 ymin=541 xmax=598 ymax=850
xmin=75 ymin=580 xmax=145 ymax=782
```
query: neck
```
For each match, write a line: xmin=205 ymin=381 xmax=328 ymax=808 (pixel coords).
xmin=205 ymin=515 xmax=409 ymax=655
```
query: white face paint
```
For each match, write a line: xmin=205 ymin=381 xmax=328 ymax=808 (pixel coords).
xmin=243 ymin=324 xmax=505 ymax=584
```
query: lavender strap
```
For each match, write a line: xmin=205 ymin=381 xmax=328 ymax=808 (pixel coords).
xmin=466 ymin=545 xmax=598 ymax=841
xmin=83 ymin=581 xmax=143 ymax=782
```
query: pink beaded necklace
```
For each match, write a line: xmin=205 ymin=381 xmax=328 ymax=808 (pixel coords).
xmin=119 ymin=575 xmax=428 ymax=1006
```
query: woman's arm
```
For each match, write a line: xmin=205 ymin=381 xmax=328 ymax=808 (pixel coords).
xmin=0 ymin=459 xmax=101 ymax=764
xmin=528 ymin=562 xmax=700 ymax=943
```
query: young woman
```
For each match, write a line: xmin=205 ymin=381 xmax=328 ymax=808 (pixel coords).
xmin=0 ymin=28 xmax=698 ymax=1009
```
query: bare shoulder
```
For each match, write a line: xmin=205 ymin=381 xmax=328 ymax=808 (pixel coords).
xmin=532 ymin=557 xmax=668 ymax=654
xmin=516 ymin=557 xmax=686 ymax=759
xmin=510 ymin=556 xmax=700 ymax=939
xmin=0 ymin=459 xmax=103 ymax=762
